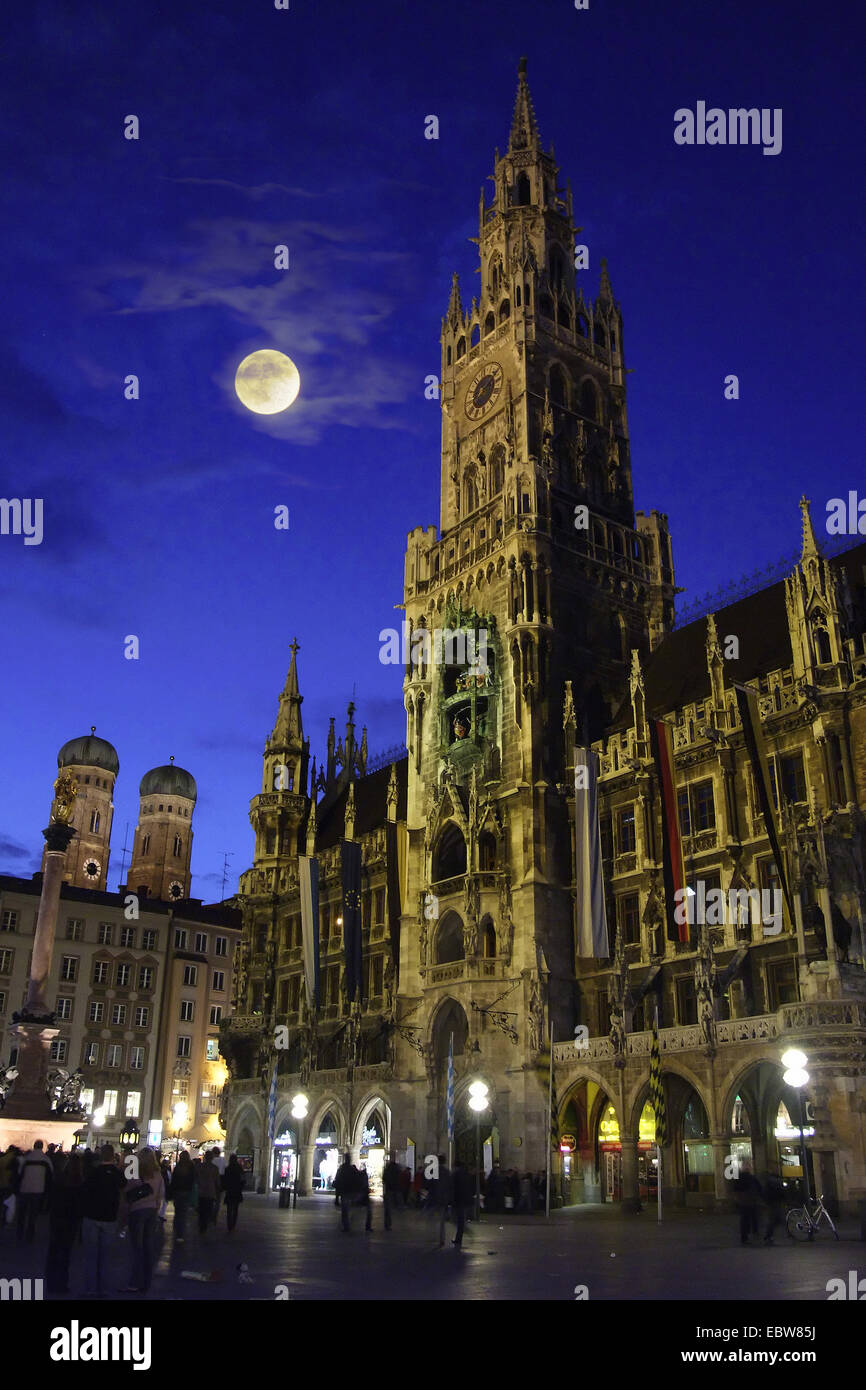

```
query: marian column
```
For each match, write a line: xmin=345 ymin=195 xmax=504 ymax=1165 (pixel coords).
xmin=0 ymin=772 xmax=85 ymax=1145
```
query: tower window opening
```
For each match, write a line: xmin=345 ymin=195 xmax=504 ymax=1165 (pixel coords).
xmin=456 ymin=337 xmax=466 ymax=360
xmin=558 ymin=299 xmax=572 ymax=332
xmin=446 ymin=345 xmax=452 ymax=366
xmin=594 ymin=321 xmax=606 ymax=347
xmin=471 ymin=323 xmax=480 ymax=348
xmin=524 ymin=282 xmax=531 ymax=306
xmin=142 ymin=834 xmax=150 ymax=856
xmin=515 ymin=173 xmax=531 ymax=206
xmin=89 ymin=810 xmax=100 ymax=833
xmin=484 ymin=311 xmax=495 ymax=336
xmin=576 ymin=312 xmax=589 ymax=337
xmin=580 ymin=380 xmax=599 ymax=422
xmin=499 ymin=298 xmax=510 ymax=322
xmin=515 ymin=284 xmax=521 ymax=307
xmin=539 ymin=294 xmax=554 ymax=320
xmin=173 ymin=834 xmax=182 ymax=857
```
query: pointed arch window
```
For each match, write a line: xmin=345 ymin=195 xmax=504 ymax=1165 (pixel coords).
xmin=539 ymin=293 xmax=554 ymax=320
xmin=813 ymin=620 xmax=832 ymax=665
xmin=446 ymin=345 xmax=452 ymax=366
xmin=489 ymin=444 xmax=505 ymax=497
xmin=515 ymin=284 xmax=522 ymax=308
xmin=580 ymin=379 xmax=600 ymax=422
xmin=456 ymin=337 xmax=466 ymax=360
xmin=576 ymin=312 xmax=589 ymax=337
xmin=471 ymin=323 xmax=481 ymax=348
xmin=463 ymin=469 xmax=479 ymax=515
xmin=515 ymin=173 xmax=531 ymax=206
xmin=558 ymin=299 xmax=572 ymax=332
xmin=549 ymin=363 xmax=569 ymax=409
xmin=594 ymin=320 xmax=606 ymax=347
xmin=499 ymin=298 xmax=510 ymax=322
xmin=142 ymin=833 xmax=150 ymax=856
xmin=173 ymin=834 xmax=182 ymax=858
xmin=435 ymin=912 xmax=465 ymax=964
xmin=432 ymin=824 xmax=467 ymax=882
xmin=484 ymin=311 xmax=495 ymax=336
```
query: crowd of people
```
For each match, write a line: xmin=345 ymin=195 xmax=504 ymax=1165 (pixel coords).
xmin=0 ymin=1140 xmax=247 ymax=1294
xmin=331 ymin=1152 xmax=550 ymax=1245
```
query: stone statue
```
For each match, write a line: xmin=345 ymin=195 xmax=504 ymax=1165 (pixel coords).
xmin=384 ymin=954 xmax=396 ymax=1017
xmin=51 ymin=772 xmax=78 ymax=824
xmin=462 ymin=917 xmax=478 ymax=957
xmin=528 ymin=976 xmax=544 ymax=1054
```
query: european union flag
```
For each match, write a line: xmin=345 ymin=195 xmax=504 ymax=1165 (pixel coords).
xmin=341 ymin=839 xmax=363 ymax=1002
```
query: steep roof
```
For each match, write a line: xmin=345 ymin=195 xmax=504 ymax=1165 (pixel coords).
xmin=315 ymin=758 xmax=409 ymax=851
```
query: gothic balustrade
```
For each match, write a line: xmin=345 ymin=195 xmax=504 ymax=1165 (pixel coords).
xmin=428 ymin=962 xmax=465 ymax=984
xmin=223 ymin=1013 xmax=265 ymax=1035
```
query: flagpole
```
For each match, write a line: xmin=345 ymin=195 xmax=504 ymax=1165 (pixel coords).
xmin=545 ymin=1014 xmax=553 ymax=1219
xmin=447 ymin=1031 xmax=454 ymax=1169
xmin=655 ymin=1003 xmax=662 ymax=1225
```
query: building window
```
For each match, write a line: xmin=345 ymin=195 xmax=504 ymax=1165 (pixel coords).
xmin=374 ymin=888 xmax=386 ymax=924
xmin=201 ymin=1084 xmax=221 ymax=1114
xmin=84 ymin=1041 xmax=99 ymax=1066
xmin=1 ymin=910 xmax=19 ymax=931
xmin=172 ymin=1078 xmax=190 ymax=1103
xmin=766 ymin=960 xmax=799 ymax=1009
xmin=619 ymin=894 xmax=641 ymax=945
xmin=290 ymin=975 xmax=301 ymax=1013
xmin=125 ymin=1091 xmax=141 ymax=1117
xmin=56 ymin=997 xmax=73 ymax=1020
xmin=206 ymin=1037 xmax=220 ymax=1061
xmin=180 ymin=999 xmax=195 ymax=1022
xmin=678 ymin=779 xmax=716 ymax=835
xmin=676 ymin=976 xmax=697 ymax=1025
xmin=173 ymin=835 xmax=182 ymax=857
xmin=120 ymin=926 xmax=136 ymax=949
xmin=130 ymin=1046 xmax=145 ymax=1070
xmin=183 ymin=965 xmax=197 ymax=987
xmin=177 ymin=1036 xmax=192 ymax=1058
xmin=89 ymin=810 xmax=100 ymax=834
xmin=115 ymin=964 xmax=131 ymax=987
xmin=50 ymin=1039 xmax=68 ymax=1063
xmin=142 ymin=929 xmax=157 ymax=951
xmin=92 ymin=961 xmax=109 ymax=985
xmin=60 ymin=956 xmax=78 ymax=982
xmin=89 ymin=1002 xmax=104 ymax=1023
xmin=768 ymin=752 xmax=807 ymax=808
xmin=617 ymin=807 xmax=636 ymax=855
xmin=80 ymin=1087 xmax=94 ymax=1113
xmin=142 ymin=834 xmax=150 ymax=856
xmin=195 ymin=932 xmax=208 ymax=954
xmin=106 ymin=1044 xmax=122 ymax=1068
xmin=175 ymin=928 xmax=188 ymax=950
xmin=210 ymin=1005 xmax=222 ymax=1026
xmin=134 ymin=1006 xmax=149 ymax=1028
xmin=98 ymin=922 xmax=113 ymax=945
xmin=111 ymin=1004 xmax=127 ymax=1026
xmin=212 ymin=970 xmax=225 ymax=993
xmin=65 ymin=919 xmax=84 ymax=942
xmin=138 ymin=967 xmax=153 ymax=990
xmin=214 ymin=936 xmax=227 ymax=957
xmin=102 ymin=1089 xmax=118 ymax=1116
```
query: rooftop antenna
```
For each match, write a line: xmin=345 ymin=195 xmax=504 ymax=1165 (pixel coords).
xmin=220 ymin=850 xmax=234 ymax=902
xmin=118 ymin=821 xmax=131 ymax=881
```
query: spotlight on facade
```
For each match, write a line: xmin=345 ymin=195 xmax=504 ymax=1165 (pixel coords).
xmin=468 ymin=1079 xmax=489 ymax=1113
xmin=781 ymin=1048 xmax=808 ymax=1072
xmin=291 ymin=1092 xmax=309 ymax=1120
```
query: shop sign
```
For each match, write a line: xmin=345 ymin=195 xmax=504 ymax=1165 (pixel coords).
xmin=560 ymin=1134 xmax=576 ymax=1153
xmin=361 ymin=1127 xmax=381 ymax=1146
xmin=274 ymin=1131 xmax=295 ymax=1148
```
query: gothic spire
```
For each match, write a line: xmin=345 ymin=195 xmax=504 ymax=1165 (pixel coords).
xmin=269 ymin=638 xmax=304 ymax=747
xmin=599 ymin=257 xmax=613 ymax=301
xmin=799 ymin=495 xmax=821 ymax=562
xmin=507 ymin=57 xmax=541 ymax=154
xmin=446 ymin=271 xmax=463 ymax=327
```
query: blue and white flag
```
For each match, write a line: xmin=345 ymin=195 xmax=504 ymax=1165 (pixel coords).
xmin=298 ymin=854 xmax=320 ymax=1010
xmin=574 ymin=748 xmax=608 ymax=957
xmin=446 ymin=1033 xmax=455 ymax=1142
xmin=267 ymin=1058 xmax=278 ymax=1143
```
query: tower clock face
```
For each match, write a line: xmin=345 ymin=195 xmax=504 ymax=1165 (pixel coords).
xmin=464 ymin=361 xmax=504 ymax=421
xmin=83 ymin=857 xmax=101 ymax=881
xmin=168 ymin=880 xmax=184 ymax=900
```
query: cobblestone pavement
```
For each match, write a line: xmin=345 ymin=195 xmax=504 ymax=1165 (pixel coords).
xmin=1 ymin=1194 xmax=862 ymax=1301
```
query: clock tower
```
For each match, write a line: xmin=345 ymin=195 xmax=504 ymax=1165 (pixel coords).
xmin=396 ymin=61 xmax=678 ymax=1163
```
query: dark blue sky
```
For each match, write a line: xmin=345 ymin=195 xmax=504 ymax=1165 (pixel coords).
xmin=1 ymin=0 xmax=861 ymax=894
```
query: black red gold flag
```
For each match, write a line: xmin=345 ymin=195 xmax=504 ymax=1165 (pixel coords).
xmin=650 ymin=718 xmax=688 ymax=943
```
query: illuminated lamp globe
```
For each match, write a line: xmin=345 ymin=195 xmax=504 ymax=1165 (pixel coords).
xmin=291 ymin=1093 xmax=309 ymax=1119
xmin=783 ymin=1068 xmax=809 ymax=1088
xmin=781 ymin=1048 xmax=807 ymax=1071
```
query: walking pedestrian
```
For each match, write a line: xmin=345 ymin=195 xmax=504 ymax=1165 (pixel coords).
xmin=334 ymin=1153 xmax=360 ymax=1232
xmin=119 ymin=1149 xmax=165 ymax=1293
xmin=451 ymin=1160 xmax=474 ymax=1248
xmin=435 ymin=1153 xmax=454 ymax=1247
xmin=383 ymin=1150 xmax=401 ymax=1231
xmin=762 ymin=1169 xmax=786 ymax=1245
xmin=81 ymin=1143 xmax=125 ymax=1296
xmin=223 ymin=1154 xmax=245 ymax=1233
xmin=45 ymin=1153 xmax=84 ymax=1294
xmin=399 ymin=1164 xmax=411 ymax=1207
xmin=518 ymin=1171 xmax=533 ymax=1213
xmin=16 ymin=1140 xmax=53 ymax=1242
xmin=168 ymin=1150 xmax=195 ymax=1243
xmin=195 ymin=1149 xmax=221 ymax=1236
xmin=358 ymin=1164 xmax=373 ymax=1231
xmin=732 ymin=1161 xmax=762 ymax=1245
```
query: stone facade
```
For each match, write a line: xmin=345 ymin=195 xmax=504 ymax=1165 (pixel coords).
xmin=222 ymin=62 xmax=866 ymax=1212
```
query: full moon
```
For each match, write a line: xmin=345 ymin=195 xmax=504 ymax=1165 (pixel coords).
xmin=234 ymin=349 xmax=300 ymax=415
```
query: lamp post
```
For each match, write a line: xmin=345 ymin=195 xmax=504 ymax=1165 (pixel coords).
xmin=171 ymin=1101 xmax=189 ymax=1158
xmin=468 ymin=1079 xmax=489 ymax=1221
xmin=119 ymin=1120 xmax=140 ymax=1151
xmin=781 ymin=1048 xmax=811 ymax=1201
xmin=91 ymin=1105 xmax=106 ymax=1152
xmin=289 ymin=1093 xmax=308 ymax=1201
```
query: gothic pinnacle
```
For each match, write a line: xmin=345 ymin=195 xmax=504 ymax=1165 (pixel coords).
xmin=508 ymin=56 xmax=541 ymax=154
xmin=799 ymin=495 xmax=820 ymax=560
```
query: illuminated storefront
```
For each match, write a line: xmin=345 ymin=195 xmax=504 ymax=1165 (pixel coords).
xmin=312 ymin=1112 xmax=339 ymax=1190
xmin=775 ymin=1100 xmax=814 ymax=1190
xmin=682 ymin=1094 xmax=713 ymax=1196
xmin=597 ymin=1101 xmax=657 ymax=1201
xmin=271 ymin=1129 xmax=298 ymax=1189
xmin=359 ymin=1117 xmax=386 ymax=1198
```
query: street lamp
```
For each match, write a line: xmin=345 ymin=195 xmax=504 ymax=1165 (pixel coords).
xmin=468 ymin=1079 xmax=489 ymax=1221
xmin=781 ymin=1048 xmax=811 ymax=1201
xmin=171 ymin=1101 xmax=189 ymax=1157
xmin=91 ymin=1106 xmax=106 ymax=1153
xmin=119 ymin=1120 xmax=140 ymax=1150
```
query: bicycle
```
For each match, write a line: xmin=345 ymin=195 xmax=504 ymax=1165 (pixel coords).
xmin=786 ymin=1193 xmax=839 ymax=1241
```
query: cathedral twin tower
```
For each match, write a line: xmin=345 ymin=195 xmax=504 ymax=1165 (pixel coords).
xmin=45 ymin=728 xmax=197 ymax=903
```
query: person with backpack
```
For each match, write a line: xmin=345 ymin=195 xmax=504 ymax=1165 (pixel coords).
xmin=195 ymin=1149 xmax=221 ymax=1236
xmin=118 ymin=1149 xmax=165 ymax=1294
xmin=16 ymin=1140 xmax=53 ymax=1242
xmin=222 ymin=1154 xmax=245 ymax=1233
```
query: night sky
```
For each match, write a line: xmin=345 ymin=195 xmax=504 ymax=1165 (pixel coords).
xmin=1 ymin=0 xmax=861 ymax=895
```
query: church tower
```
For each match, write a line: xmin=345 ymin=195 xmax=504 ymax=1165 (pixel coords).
xmin=49 ymin=728 xmax=119 ymax=890
xmin=398 ymin=61 xmax=678 ymax=1164
xmin=128 ymin=758 xmax=196 ymax=901
xmin=249 ymin=639 xmax=311 ymax=869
